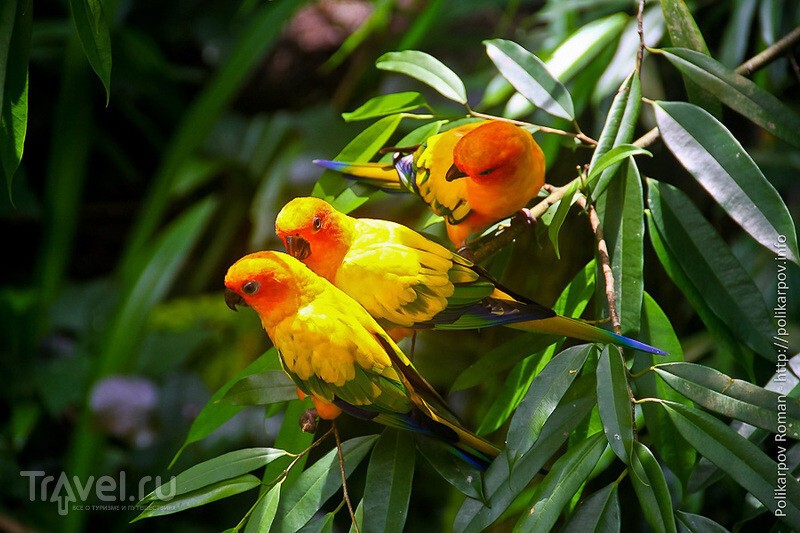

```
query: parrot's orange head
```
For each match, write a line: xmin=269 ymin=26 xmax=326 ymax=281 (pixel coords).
xmin=224 ymin=251 xmax=309 ymax=324
xmin=447 ymin=121 xmax=536 ymax=184
xmin=275 ymin=197 xmax=353 ymax=281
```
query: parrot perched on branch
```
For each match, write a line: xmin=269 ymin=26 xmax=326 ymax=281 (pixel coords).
xmin=224 ymin=251 xmax=499 ymax=468
xmin=275 ymin=197 xmax=667 ymax=356
xmin=314 ymin=120 xmax=546 ymax=246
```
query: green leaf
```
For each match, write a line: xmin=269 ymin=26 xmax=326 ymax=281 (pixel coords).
xmin=629 ymin=442 xmax=676 ymax=533
xmin=68 ymin=0 xmax=112 ymax=102
xmin=654 ymin=100 xmax=799 ymax=264
xmin=245 ymin=482 xmax=282 ymax=533
xmin=631 ymin=293 xmax=696 ymax=487
xmin=562 ymin=483 xmax=621 ymax=533
xmin=596 ymin=160 xmax=644 ymax=335
xmin=272 ymin=435 xmax=377 ymax=533
xmin=456 ymin=376 xmax=596 ymax=532
xmin=172 ymin=349 xmax=282 ymax=465
xmin=133 ymin=474 xmax=260 ymax=521
xmin=658 ymin=0 xmax=721 ymax=116
xmin=342 ymin=92 xmax=430 ymax=122
xmin=506 ymin=344 xmax=594 ymax=461
xmin=655 ymin=48 xmax=800 ymax=148
xmin=674 ymin=510 xmax=729 ymax=533
xmin=547 ymin=180 xmax=578 ymax=259
xmin=514 ymin=433 xmax=607 ymax=533
xmin=145 ymin=448 xmax=287 ymax=502
xmin=653 ymin=362 xmax=800 ymax=438
xmin=0 ymin=0 xmax=31 ymax=195
xmin=476 ymin=260 xmax=596 ymax=435
xmin=311 ymin=114 xmax=404 ymax=210
xmin=376 ymin=50 xmax=467 ymax=105
xmin=362 ymin=429 xmax=414 ymax=533
xmin=415 ymin=434 xmax=484 ymax=501
xmin=484 ymin=38 xmax=574 ymax=121
xmin=646 ymin=179 xmax=775 ymax=359
xmin=219 ymin=370 xmax=297 ymax=406
xmin=661 ymin=401 xmax=800 ymax=529
xmin=586 ymin=144 xmax=651 ymax=187
xmin=597 ymin=347 xmax=633 ymax=462
xmin=299 ymin=512 xmax=336 ymax=533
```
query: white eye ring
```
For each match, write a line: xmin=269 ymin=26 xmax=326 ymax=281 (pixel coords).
xmin=312 ymin=215 xmax=322 ymax=231
xmin=242 ymin=281 xmax=260 ymax=295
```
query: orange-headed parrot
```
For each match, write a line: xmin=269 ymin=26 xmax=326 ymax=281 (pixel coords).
xmin=314 ymin=120 xmax=546 ymax=246
xmin=224 ymin=251 xmax=499 ymax=468
xmin=275 ymin=197 xmax=667 ymax=356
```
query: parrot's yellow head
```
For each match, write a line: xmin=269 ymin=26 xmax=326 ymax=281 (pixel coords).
xmin=447 ymin=121 xmax=543 ymax=187
xmin=275 ymin=197 xmax=354 ymax=282
xmin=224 ymin=251 xmax=313 ymax=326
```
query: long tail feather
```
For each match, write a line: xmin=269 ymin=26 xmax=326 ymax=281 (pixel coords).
xmin=513 ymin=315 xmax=668 ymax=355
xmin=313 ymin=160 xmax=406 ymax=191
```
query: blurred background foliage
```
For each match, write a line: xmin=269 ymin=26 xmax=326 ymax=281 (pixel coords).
xmin=1 ymin=0 xmax=799 ymax=531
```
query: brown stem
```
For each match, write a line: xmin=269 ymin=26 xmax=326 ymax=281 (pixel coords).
xmin=636 ymin=0 xmax=645 ymax=73
xmin=635 ymin=25 xmax=800 ymax=149
xmin=334 ymin=421 xmax=360 ymax=533
xmin=575 ymin=195 xmax=621 ymax=334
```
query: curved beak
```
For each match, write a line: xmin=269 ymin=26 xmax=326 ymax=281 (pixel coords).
xmin=445 ymin=163 xmax=469 ymax=182
xmin=284 ymin=234 xmax=312 ymax=260
xmin=225 ymin=287 xmax=247 ymax=311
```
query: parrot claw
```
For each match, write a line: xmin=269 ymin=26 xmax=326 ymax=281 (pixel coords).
xmin=300 ymin=408 xmax=318 ymax=433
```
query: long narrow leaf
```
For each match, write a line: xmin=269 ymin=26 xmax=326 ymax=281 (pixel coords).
xmin=245 ymin=482 xmax=282 ymax=533
xmin=629 ymin=442 xmax=676 ymax=533
xmin=362 ymin=429 xmax=414 ymax=533
xmin=597 ymin=347 xmax=634 ymax=462
xmin=562 ymin=483 xmax=621 ymax=533
xmin=272 ymin=435 xmax=377 ymax=533
xmin=68 ymin=0 xmax=112 ymax=101
xmin=514 ymin=433 xmax=607 ymax=532
xmin=661 ymin=401 xmax=800 ymax=529
xmin=656 ymin=48 xmax=800 ymax=148
xmin=219 ymin=370 xmax=297 ymax=406
xmin=646 ymin=179 xmax=775 ymax=359
xmin=654 ymin=100 xmax=799 ymax=264
xmin=376 ymin=50 xmax=467 ymax=104
xmin=484 ymin=39 xmax=574 ymax=120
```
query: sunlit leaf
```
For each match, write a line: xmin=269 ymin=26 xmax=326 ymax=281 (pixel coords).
xmin=659 ymin=0 xmax=721 ymax=116
xmin=547 ymin=180 xmax=578 ymax=259
xmin=342 ymin=92 xmax=430 ymax=122
xmin=646 ymin=179 xmax=775 ymax=359
xmin=68 ymin=0 xmax=112 ymax=102
xmin=655 ymin=48 xmax=800 ymax=148
xmin=597 ymin=347 xmax=633 ymax=462
xmin=272 ymin=435 xmax=377 ymax=533
xmin=586 ymin=144 xmax=650 ymax=187
xmin=376 ymin=50 xmax=467 ymax=104
xmin=629 ymin=442 xmax=676 ymax=533
xmin=654 ymin=100 xmax=799 ymax=264
xmin=484 ymin=38 xmax=574 ymax=120
xmin=0 ymin=0 xmax=31 ymax=195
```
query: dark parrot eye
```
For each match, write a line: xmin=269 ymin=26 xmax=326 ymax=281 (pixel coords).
xmin=312 ymin=215 xmax=323 ymax=231
xmin=478 ymin=167 xmax=497 ymax=176
xmin=242 ymin=281 xmax=260 ymax=295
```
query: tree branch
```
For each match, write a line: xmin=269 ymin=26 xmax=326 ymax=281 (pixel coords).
xmin=334 ymin=421 xmax=359 ymax=533
xmin=575 ymin=195 xmax=621 ymax=334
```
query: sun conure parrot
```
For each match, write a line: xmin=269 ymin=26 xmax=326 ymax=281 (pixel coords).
xmin=275 ymin=197 xmax=667 ymax=356
xmin=314 ymin=120 xmax=546 ymax=247
xmin=224 ymin=250 xmax=499 ymax=468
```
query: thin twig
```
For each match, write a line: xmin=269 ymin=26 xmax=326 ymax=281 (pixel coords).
xmin=636 ymin=0 xmax=645 ymax=73
xmin=575 ymin=195 xmax=621 ymax=334
xmin=334 ymin=421 xmax=360 ymax=533
xmin=634 ymin=24 xmax=800 ymax=149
